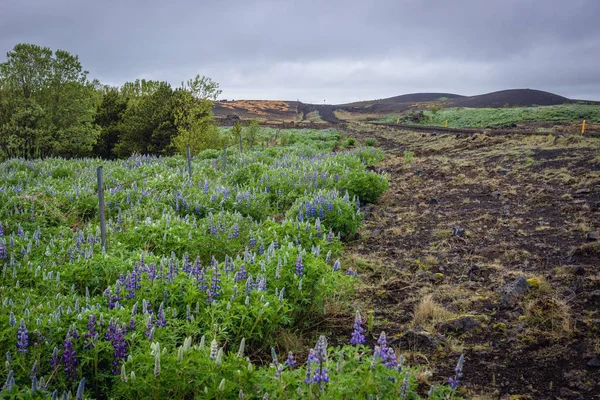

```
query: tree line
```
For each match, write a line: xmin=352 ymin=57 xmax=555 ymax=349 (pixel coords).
xmin=0 ymin=43 xmax=232 ymax=160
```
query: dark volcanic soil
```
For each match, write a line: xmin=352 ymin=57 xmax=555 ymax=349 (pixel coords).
xmin=342 ymin=123 xmax=600 ymax=399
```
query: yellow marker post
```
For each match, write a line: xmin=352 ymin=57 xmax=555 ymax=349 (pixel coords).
xmin=396 ymin=118 xmax=400 ymax=125
xmin=444 ymin=120 xmax=448 ymax=128
xmin=582 ymin=120 xmax=586 ymax=135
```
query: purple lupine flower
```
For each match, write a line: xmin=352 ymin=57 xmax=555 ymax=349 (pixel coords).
xmin=63 ymin=336 xmax=78 ymax=381
xmin=327 ymin=229 xmax=334 ymax=243
xmin=350 ymin=311 xmax=365 ymax=345
xmin=309 ymin=336 xmax=329 ymax=390
xmin=383 ymin=347 xmax=398 ymax=368
xmin=105 ymin=321 xmax=127 ymax=374
xmin=332 ymin=259 xmax=341 ymax=271
xmin=76 ymin=377 xmax=86 ymax=400
xmin=285 ymin=351 xmax=296 ymax=368
xmin=156 ymin=303 xmax=166 ymax=328
xmin=50 ymin=347 xmax=60 ymax=370
xmin=346 ymin=267 xmax=357 ymax=277
xmin=9 ymin=311 xmax=15 ymax=326
xmin=125 ymin=272 xmax=136 ymax=299
xmin=84 ymin=314 xmax=97 ymax=348
xmin=0 ymin=222 xmax=4 ymax=236
xmin=69 ymin=325 xmax=80 ymax=340
xmin=315 ymin=219 xmax=322 ymax=238
xmin=129 ymin=317 xmax=135 ymax=330
xmin=249 ymin=234 xmax=256 ymax=247
xmin=304 ymin=349 xmax=316 ymax=384
xmin=229 ymin=224 xmax=239 ymax=240
xmin=295 ymin=253 xmax=304 ymax=277
xmin=17 ymin=320 xmax=29 ymax=353
xmin=448 ymin=354 xmax=465 ymax=390
xmin=0 ymin=242 xmax=6 ymax=259
xmin=197 ymin=268 xmax=207 ymax=291
xmin=30 ymin=360 xmax=38 ymax=380
xmin=145 ymin=315 xmax=154 ymax=339
xmin=235 ymin=264 xmax=247 ymax=282
xmin=258 ymin=241 xmax=265 ymax=255
xmin=209 ymin=259 xmax=221 ymax=303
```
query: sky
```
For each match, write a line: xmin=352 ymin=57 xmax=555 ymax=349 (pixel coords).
xmin=1 ymin=0 xmax=600 ymax=104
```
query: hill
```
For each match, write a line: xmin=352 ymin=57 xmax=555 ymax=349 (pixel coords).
xmin=447 ymin=89 xmax=570 ymax=108
xmin=337 ymin=92 xmax=464 ymax=108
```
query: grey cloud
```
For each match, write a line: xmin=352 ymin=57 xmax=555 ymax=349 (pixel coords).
xmin=1 ymin=0 xmax=599 ymax=103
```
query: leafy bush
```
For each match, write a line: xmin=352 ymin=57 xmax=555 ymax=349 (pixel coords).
xmin=364 ymin=138 xmax=377 ymax=147
xmin=339 ymin=170 xmax=389 ymax=204
xmin=286 ymin=191 xmax=363 ymax=239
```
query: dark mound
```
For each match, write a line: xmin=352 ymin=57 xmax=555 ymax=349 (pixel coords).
xmin=448 ymin=89 xmax=570 ymax=108
xmin=337 ymin=92 xmax=463 ymax=108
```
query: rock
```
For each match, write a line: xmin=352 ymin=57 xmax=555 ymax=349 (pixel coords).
xmin=491 ymin=191 xmax=502 ymax=199
xmin=395 ymin=329 xmax=447 ymax=351
xmin=586 ymin=231 xmax=600 ymax=241
xmin=437 ymin=316 xmax=479 ymax=335
xmin=575 ymin=188 xmax=591 ymax=194
xmin=587 ymin=358 xmax=600 ymax=368
xmin=559 ymin=387 xmax=581 ymax=398
xmin=500 ymin=276 xmax=531 ymax=308
xmin=588 ymin=290 xmax=600 ymax=303
xmin=452 ymin=226 xmax=466 ymax=238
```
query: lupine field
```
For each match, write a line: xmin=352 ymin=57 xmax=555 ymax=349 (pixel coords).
xmin=0 ymin=129 xmax=464 ymax=399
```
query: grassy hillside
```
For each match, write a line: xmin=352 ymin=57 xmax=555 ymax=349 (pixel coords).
xmin=379 ymin=104 xmax=600 ymax=128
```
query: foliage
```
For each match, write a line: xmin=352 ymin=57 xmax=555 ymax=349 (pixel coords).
xmin=379 ymin=104 xmax=600 ymax=128
xmin=93 ymin=90 xmax=128 ymax=159
xmin=0 ymin=43 xmax=223 ymax=160
xmin=171 ymin=89 xmax=221 ymax=156
xmin=245 ymin=120 xmax=261 ymax=150
xmin=340 ymin=170 xmax=389 ymax=204
xmin=364 ymin=138 xmax=377 ymax=147
xmin=0 ymin=43 xmax=100 ymax=159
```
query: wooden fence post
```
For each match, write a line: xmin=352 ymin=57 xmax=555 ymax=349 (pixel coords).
xmin=97 ymin=166 xmax=107 ymax=251
xmin=186 ymin=146 xmax=192 ymax=180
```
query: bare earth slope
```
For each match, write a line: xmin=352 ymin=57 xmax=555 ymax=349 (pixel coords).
xmin=342 ymin=123 xmax=600 ymax=399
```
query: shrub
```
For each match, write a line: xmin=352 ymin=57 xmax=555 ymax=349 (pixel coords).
xmin=286 ymin=192 xmax=363 ymax=239
xmin=364 ymin=138 xmax=377 ymax=147
xmin=340 ymin=170 xmax=389 ymax=204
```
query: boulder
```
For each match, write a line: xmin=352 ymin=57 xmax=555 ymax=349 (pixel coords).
xmin=500 ymin=276 xmax=531 ymax=308
xmin=586 ymin=231 xmax=599 ymax=241
xmin=395 ymin=329 xmax=447 ymax=351
xmin=437 ymin=316 xmax=479 ymax=335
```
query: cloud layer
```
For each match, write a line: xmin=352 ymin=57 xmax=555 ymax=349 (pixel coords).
xmin=2 ymin=0 xmax=599 ymax=103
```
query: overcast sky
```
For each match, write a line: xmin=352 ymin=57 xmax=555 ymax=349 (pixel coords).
xmin=2 ymin=0 xmax=599 ymax=103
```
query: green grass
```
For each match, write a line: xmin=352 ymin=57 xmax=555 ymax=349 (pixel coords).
xmin=379 ymin=104 xmax=600 ymax=128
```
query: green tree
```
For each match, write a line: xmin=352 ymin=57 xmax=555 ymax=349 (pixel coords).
xmin=115 ymin=82 xmax=177 ymax=157
xmin=244 ymin=120 xmax=260 ymax=150
xmin=232 ymin=121 xmax=243 ymax=153
xmin=170 ymin=75 xmax=222 ymax=156
xmin=93 ymin=89 xmax=128 ymax=159
xmin=0 ymin=43 xmax=99 ymax=158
